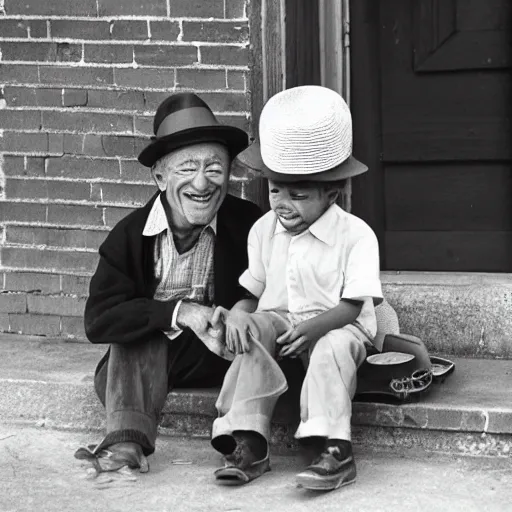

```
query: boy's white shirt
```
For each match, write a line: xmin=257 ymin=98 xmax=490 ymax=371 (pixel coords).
xmin=239 ymin=203 xmax=383 ymax=342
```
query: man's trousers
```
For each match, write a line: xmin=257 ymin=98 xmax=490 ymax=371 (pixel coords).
xmin=94 ymin=330 xmax=231 ymax=455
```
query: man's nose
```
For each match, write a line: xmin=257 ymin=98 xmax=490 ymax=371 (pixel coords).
xmin=190 ymin=170 xmax=209 ymax=191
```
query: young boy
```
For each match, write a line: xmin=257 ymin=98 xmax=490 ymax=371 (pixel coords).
xmin=210 ymin=85 xmax=383 ymax=491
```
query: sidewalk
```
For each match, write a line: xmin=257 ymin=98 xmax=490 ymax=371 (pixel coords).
xmin=1 ymin=424 xmax=511 ymax=512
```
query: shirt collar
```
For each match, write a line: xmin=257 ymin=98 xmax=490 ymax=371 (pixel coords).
xmin=272 ymin=203 xmax=337 ymax=246
xmin=142 ymin=195 xmax=217 ymax=237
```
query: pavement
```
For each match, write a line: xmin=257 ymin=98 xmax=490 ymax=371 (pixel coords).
xmin=1 ymin=424 xmax=511 ymax=512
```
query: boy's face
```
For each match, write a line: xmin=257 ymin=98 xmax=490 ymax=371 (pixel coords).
xmin=268 ymin=180 xmax=337 ymax=235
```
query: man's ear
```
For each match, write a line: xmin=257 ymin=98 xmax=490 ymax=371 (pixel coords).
xmin=151 ymin=166 xmax=167 ymax=192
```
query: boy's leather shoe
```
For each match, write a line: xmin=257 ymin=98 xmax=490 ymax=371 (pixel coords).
xmin=296 ymin=441 xmax=356 ymax=491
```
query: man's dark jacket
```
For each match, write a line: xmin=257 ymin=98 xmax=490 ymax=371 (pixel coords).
xmin=84 ymin=192 xmax=262 ymax=345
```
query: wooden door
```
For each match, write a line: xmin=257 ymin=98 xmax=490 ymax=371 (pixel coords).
xmin=350 ymin=0 xmax=512 ymax=271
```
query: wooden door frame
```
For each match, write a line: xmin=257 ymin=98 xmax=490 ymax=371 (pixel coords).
xmin=349 ymin=0 xmax=386 ymax=266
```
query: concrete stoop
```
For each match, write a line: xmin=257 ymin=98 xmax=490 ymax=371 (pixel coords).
xmin=1 ymin=335 xmax=511 ymax=458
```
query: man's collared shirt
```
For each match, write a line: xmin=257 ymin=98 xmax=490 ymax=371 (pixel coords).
xmin=143 ymin=195 xmax=216 ymax=340
xmin=239 ymin=203 xmax=383 ymax=341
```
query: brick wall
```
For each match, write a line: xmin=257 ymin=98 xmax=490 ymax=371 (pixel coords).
xmin=0 ymin=0 xmax=255 ymax=339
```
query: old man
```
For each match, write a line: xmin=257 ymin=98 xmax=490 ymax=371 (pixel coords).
xmin=77 ymin=92 xmax=261 ymax=472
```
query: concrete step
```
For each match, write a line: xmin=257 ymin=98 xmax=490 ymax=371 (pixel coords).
xmin=1 ymin=334 xmax=511 ymax=458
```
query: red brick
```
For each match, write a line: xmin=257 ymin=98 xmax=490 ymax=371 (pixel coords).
xmin=170 ymin=0 xmax=224 ymax=18
xmin=61 ymin=316 xmax=87 ymax=339
xmin=134 ymin=45 xmax=198 ymax=67
xmin=0 ymin=314 xmax=10 ymax=332
xmin=100 ymin=182 xmax=154 ymax=206
xmin=141 ymin=91 xmax=168 ymax=110
xmin=114 ymin=68 xmax=176 ymax=89
xmin=63 ymin=89 xmax=88 ymax=107
xmin=6 ymin=226 xmax=107 ymax=250
xmin=0 ymin=293 xmax=27 ymax=313
xmin=4 ymin=0 xmax=97 ymax=16
xmin=39 ymin=66 xmax=114 ymax=87
xmin=1 ymin=247 xmax=98 ymax=273
xmin=61 ymin=275 xmax=91 ymax=295
xmin=0 ymin=202 xmax=46 ymax=222
xmin=200 ymin=45 xmax=249 ymax=66
xmin=218 ymin=114 xmax=249 ymax=131
xmin=42 ymin=111 xmax=133 ymax=134
xmin=0 ymin=110 xmax=42 ymax=130
xmin=84 ymin=44 xmax=133 ymax=64
xmin=0 ymin=19 xmax=30 ymax=38
xmin=9 ymin=313 xmax=61 ymax=337
xmin=4 ymin=87 xmax=62 ymax=107
xmin=1 ymin=156 xmax=25 ymax=176
xmin=50 ymin=20 xmax=110 ymax=40
xmin=134 ymin=116 xmax=153 ymax=136
xmin=227 ymin=70 xmax=246 ymax=90
xmin=0 ymin=132 xmax=49 ymax=153
xmin=225 ymin=0 xmax=246 ymax=18
xmin=5 ymin=272 xmax=61 ymax=294
xmin=111 ymin=20 xmax=149 ymax=40
xmin=48 ymin=133 xmax=65 ymax=155
xmin=63 ymin=134 xmax=87 ymax=155
xmin=29 ymin=20 xmax=48 ymax=38
xmin=4 ymin=178 xmax=90 ymax=201
xmin=0 ymin=64 xmax=40 ymax=85
xmin=176 ymin=68 xmax=227 ymax=90
xmin=120 ymin=160 xmax=154 ymax=183
xmin=2 ymin=156 xmax=45 ymax=177
xmin=28 ymin=294 xmax=86 ymax=316
xmin=182 ymin=21 xmax=249 ymax=43
xmin=87 ymin=90 xmax=145 ymax=111
xmin=104 ymin=206 xmax=136 ymax=227
xmin=0 ymin=42 xmax=82 ymax=63
xmin=47 ymin=204 xmax=104 ymax=226
xmin=101 ymin=135 xmax=148 ymax=157
xmin=149 ymin=21 xmax=180 ymax=42
xmin=97 ymin=0 xmax=166 ymax=16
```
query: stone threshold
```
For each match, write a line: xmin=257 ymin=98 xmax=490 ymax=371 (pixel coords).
xmin=0 ymin=335 xmax=511 ymax=457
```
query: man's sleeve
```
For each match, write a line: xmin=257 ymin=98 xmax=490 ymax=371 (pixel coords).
xmin=341 ymin=228 xmax=383 ymax=305
xmin=238 ymin=222 xmax=266 ymax=299
xmin=84 ymin=227 xmax=177 ymax=345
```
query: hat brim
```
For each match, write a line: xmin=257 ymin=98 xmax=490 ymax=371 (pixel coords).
xmin=138 ymin=125 xmax=249 ymax=168
xmin=235 ymin=141 xmax=368 ymax=182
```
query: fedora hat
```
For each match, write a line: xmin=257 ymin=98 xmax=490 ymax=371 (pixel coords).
xmin=355 ymin=333 xmax=455 ymax=403
xmin=235 ymin=85 xmax=368 ymax=182
xmin=138 ymin=92 xmax=249 ymax=168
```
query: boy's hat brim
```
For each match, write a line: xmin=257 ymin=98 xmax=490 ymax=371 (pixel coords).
xmin=235 ymin=141 xmax=368 ymax=182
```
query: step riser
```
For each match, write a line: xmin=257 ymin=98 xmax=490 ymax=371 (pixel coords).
xmin=383 ymin=279 xmax=512 ymax=359
xmin=3 ymin=379 xmax=510 ymax=458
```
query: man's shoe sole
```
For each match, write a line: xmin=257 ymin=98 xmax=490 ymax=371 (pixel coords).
xmin=296 ymin=462 xmax=357 ymax=491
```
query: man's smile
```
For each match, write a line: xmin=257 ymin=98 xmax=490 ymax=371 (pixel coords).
xmin=183 ymin=191 xmax=215 ymax=203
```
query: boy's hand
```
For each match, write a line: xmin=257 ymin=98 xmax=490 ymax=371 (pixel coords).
xmin=211 ymin=306 xmax=257 ymax=355
xmin=276 ymin=318 xmax=326 ymax=358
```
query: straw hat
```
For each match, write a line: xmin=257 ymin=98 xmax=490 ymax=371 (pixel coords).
xmin=236 ymin=85 xmax=368 ymax=182
xmin=138 ymin=92 xmax=249 ymax=168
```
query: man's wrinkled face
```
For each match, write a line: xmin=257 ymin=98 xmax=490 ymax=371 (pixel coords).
xmin=152 ymin=143 xmax=230 ymax=232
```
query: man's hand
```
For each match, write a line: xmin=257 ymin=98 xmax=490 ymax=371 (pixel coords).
xmin=211 ymin=306 xmax=257 ymax=355
xmin=276 ymin=317 xmax=327 ymax=358
xmin=176 ymin=302 xmax=214 ymax=339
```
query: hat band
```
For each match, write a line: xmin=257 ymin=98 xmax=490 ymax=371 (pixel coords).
xmin=156 ymin=107 xmax=218 ymax=138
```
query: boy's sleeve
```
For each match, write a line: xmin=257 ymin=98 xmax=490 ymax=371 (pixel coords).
xmin=238 ymin=222 xmax=266 ymax=298
xmin=341 ymin=228 xmax=383 ymax=305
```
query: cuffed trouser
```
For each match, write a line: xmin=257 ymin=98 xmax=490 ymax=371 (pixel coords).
xmin=94 ymin=330 xmax=231 ymax=456
xmin=212 ymin=316 xmax=367 ymax=446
